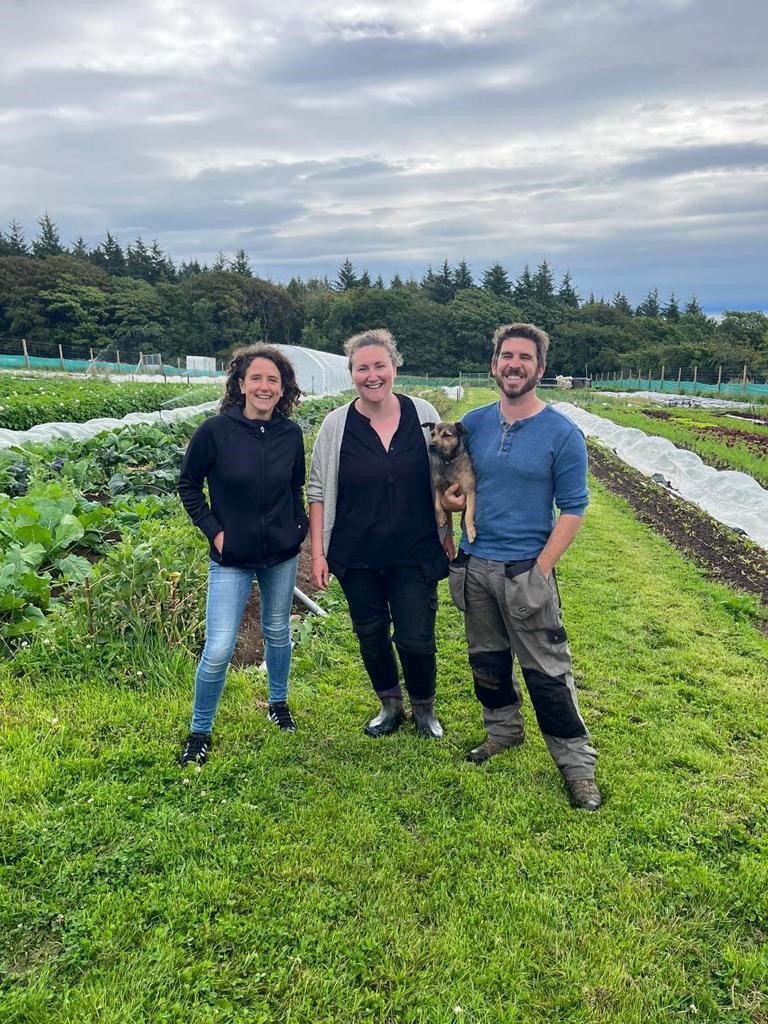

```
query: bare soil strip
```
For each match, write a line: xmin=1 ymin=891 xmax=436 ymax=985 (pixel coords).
xmin=588 ymin=443 xmax=768 ymax=606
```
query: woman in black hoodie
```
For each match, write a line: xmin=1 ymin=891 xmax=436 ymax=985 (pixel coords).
xmin=178 ymin=344 xmax=308 ymax=765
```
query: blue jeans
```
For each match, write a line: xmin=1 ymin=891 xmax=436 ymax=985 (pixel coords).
xmin=191 ymin=555 xmax=299 ymax=733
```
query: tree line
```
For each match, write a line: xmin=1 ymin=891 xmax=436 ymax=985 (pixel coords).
xmin=1 ymin=215 xmax=766 ymax=377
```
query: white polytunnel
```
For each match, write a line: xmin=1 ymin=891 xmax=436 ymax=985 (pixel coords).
xmin=555 ymin=401 xmax=768 ymax=550
xmin=274 ymin=345 xmax=350 ymax=396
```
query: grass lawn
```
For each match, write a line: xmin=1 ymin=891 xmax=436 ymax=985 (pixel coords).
xmin=1 ymin=388 xmax=767 ymax=1023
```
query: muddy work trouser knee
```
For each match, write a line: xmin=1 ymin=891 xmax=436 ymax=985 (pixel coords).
xmin=451 ymin=554 xmax=597 ymax=782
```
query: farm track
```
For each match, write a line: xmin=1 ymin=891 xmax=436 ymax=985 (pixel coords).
xmin=588 ymin=443 xmax=768 ymax=610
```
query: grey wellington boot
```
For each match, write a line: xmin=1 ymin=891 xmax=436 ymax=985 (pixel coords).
xmin=364 ymin=697 xmax=406 ymax=738
xmin=411 ymin=701 xmax=444 ymax=739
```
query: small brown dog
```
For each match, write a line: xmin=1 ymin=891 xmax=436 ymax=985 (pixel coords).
xmin=422 ymin=421 xmax=477 ymax=543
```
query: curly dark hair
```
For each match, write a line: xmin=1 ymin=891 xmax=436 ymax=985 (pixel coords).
xmin=220 ymin=344 xmax=302 ymax=416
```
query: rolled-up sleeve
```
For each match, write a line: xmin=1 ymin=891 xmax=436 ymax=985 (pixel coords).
xmin=553 ymin=427 xmax=589 ymax=516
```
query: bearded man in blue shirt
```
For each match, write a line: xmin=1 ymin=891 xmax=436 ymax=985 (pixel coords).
xmin=443 ymin=323 xmax=601 ymax=811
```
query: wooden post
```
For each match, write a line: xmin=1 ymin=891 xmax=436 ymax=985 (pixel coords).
xmin=22 ymin=338 xmax=30 ymax=368
xmin=647 ymin=367 xmax=652 ymax=388
xmin=116 ymin=350 xmax=121 ymax=372
xmin=693 ymin=365 xmax=698 ymax=392
xmin=717 ymin=365 xmax=722 ymax=392
xmin=741 ymin=364 xmax=747 ymax=397
xmin=677 ymin=367 xmax=682 ymax=386
xmin=659 ymin=365 xmax=665 ymax=393
xmin=58 ymin=344 xmax=64 ymax=370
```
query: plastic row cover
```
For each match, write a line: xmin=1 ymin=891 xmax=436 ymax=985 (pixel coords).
xmin=555 ymin=401 xmax=768 ymax=550
xmin=0 ymin=402 xmax=219 ymax=450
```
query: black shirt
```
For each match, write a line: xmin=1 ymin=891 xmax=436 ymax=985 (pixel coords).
xmin=178 ymin=405 xmax=308 ymax=569
xmin=327 ymin=394 xmax=444 ymax=570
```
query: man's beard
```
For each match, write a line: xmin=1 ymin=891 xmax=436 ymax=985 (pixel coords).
xmin=494 ymin=368 xmax=540 ymax=399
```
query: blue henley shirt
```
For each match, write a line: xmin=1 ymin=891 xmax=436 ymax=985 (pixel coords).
xmin=460 ymin=402 xmax=589 ymax=561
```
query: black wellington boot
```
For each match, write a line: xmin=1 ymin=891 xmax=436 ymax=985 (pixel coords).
xmin=364 ymin=697 xmax=405 ymax=738
xmin=411 ymin=701 xmax=444 ymax=739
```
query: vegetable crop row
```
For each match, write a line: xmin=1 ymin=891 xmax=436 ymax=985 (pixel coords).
xmin=0 ymin=392 xmax=353 ymax=647
xmin=0 ymin=374 xmax=222 ymax=431
xmin=569 ymin=394 xmax=768 ymax=487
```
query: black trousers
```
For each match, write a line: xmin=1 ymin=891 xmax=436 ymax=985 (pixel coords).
xmin=336 ymin=564 xmax=439 ymax=701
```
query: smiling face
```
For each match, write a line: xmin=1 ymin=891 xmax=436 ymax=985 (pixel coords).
xmin=350 ymin=344 xmax=396 ymax=405
xmin=491 ymin=336 xmax=544 ymax=400
xmin=239 ymin=356 xmax=284 ymax=420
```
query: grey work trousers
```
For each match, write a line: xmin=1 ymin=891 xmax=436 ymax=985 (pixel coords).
xmin=449 ymin=554 xmax=597 ymax=782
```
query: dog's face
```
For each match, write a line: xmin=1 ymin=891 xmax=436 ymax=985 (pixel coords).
xmin=422 ymin=421 xmax=467 ymax=458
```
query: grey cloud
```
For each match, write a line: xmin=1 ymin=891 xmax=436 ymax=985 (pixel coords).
xmin=1 ymin=0 xmax=767 ymax=308
xmin=615 ymin=143 xmax=768 ymax=181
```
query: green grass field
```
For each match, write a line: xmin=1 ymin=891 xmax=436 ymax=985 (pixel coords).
xmin=1 ymin=387 xmax=766 ymax=1023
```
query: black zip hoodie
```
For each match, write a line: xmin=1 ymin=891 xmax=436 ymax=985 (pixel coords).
xmin=178 ymin=405 xmax=308 ymax=569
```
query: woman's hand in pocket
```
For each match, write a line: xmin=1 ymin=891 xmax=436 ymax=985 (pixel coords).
xmin=213 ymin=531 xmax=224 ymax=554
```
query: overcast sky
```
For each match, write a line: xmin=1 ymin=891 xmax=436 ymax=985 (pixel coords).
xmin=2 ymin=0 xmax=766 ymax=310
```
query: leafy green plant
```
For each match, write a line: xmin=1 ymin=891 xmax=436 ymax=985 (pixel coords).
xmin=0 ymin=483 xmax=114 ymax=642
xmin=71 ymin=514 xmax=207 ymax=647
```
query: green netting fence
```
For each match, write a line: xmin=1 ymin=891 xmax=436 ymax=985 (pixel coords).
xmin=0 ymin=352 xmax=223 ymax=378
xmin=593 ymin=377 xmax=768 ymax=401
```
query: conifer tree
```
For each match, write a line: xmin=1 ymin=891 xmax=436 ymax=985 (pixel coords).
xmin=230 ymin=248 xmax=253 ymax=276
xmin=636 ymin=287 xmax=661 ymax=317
xmin=374 ymin=274 xmax=385 ymax=289
xmin=91 ymin=231 xmax=126 ymax=276
xmin=482 ymin=262 xmax=512 ymax=296
xmin=32 ymin=213 xmax=65 ymax=257
xmin=423 ymin=260 xmax=454 ymax=303
xmin=532 ymin=259 xmax=555 ymax=304
xmin=611 ymin=291 xmax=633 ymax=316
xmin=453 ymin=260 xmax=473 ymax=291
xmin=8 ymin=220 xmax=29 ymax=255
xmin=335 ymin=258 xmax=358 ymax=291
xmin=662 ymin=293 xmax=680 ymax=321
xmin=0 ymin=220 xmax=30 ymax=256
xmin=358 ymin=269 xmax=372 ymax=289
xmin=390 ymin=273 xmax=404 ymax=289
xmin=683 ymin=295 xmax=704 ymax=317
xmin=557 ymin=270 xmax=579 ymax=308
xmin=151 ymin=239 xmax=175 ymax=281
xmin=512 ymin=264 xmax=533 ymax=303
xmin=71 ymin=236 xmax=90 ymax=258
xmin=178 ymin=259 xmax=203 ymax=280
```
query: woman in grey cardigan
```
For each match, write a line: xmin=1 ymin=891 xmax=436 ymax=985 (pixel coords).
xmin=309 ymin=329 xmax=453 ymax=739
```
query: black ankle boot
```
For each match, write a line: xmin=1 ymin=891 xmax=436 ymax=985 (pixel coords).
xmin=411 ymin=701 xmax=443 ymax=739
xmin=364 ymin=697 xmax=405 ymax=738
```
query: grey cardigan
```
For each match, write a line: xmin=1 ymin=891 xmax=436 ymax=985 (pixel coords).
xmin=308 ymin=394 xmax=442 ymax=556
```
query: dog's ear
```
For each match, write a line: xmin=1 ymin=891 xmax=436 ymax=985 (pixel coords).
xmin=421 ymin=421 xmax=435 ymax=430
xmin=455 ymin=421 xmax=468 ymax=437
